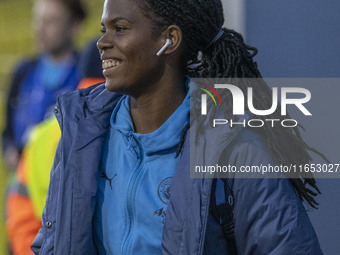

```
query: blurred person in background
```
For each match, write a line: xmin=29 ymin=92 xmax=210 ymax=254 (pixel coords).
xmin=1 ymin=0 xmax=87 ymax=171
xmin=5 ymin=38 xmax=105 ymax=255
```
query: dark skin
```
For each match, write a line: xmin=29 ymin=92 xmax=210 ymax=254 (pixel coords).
xmin=97 ymin=0 xmax=186 ymax=134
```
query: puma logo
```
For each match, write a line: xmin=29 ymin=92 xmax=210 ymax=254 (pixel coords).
xmin=101 ymin=172 xmax=117 ymax=190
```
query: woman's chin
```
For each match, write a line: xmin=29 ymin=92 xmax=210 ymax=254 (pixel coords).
xmin=104 ymin=80 xmax=118 ymax=92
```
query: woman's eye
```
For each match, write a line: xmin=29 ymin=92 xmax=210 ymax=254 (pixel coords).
xmin=116 ymin=26 xmax=126 ymax=32
xmin=100 ymin=28 xmax=106 ymax=34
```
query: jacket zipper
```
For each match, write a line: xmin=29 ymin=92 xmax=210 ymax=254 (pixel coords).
xmin=46 ymin=103 xmax=63 ymax=254
xmin=121 ymin=135 xmax=144 ymax=255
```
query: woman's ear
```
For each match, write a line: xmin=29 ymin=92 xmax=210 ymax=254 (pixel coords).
xmin=157 ymin=25 xmax=182 ymax=56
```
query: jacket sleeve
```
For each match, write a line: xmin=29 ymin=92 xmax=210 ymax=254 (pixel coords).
xmin=31 ymin=228 xmax=44 ymax=255
xmin=225 ymin=130 xmax=323 ymax=255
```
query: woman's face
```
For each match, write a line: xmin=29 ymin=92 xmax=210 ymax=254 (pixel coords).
xmin=98 ymin=0 xmax=165 ymax=95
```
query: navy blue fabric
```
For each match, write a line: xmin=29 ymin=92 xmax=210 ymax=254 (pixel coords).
xmin=2 ymin=59 xmax=38 ymax=153
xmin=32 ymin=83 xmax=323 ymax=255
xmin=78 ymin=37 xmax=104 ymax=79
xmin=2 ymin=54 xmax=81 ymax=152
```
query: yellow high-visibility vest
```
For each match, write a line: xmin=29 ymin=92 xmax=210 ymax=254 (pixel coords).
xmin=26 ymin=116 xmax=60 ymax=219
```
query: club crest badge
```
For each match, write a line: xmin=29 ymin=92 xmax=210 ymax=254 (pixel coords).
xmin=158 ymin=177 xmax=172 ymax=204
xmin=153 ymin=177 xmax=173 ymax=224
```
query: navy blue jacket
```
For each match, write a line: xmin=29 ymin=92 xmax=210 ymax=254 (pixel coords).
xmin=32 ymin=83 xmax=323 ymax=254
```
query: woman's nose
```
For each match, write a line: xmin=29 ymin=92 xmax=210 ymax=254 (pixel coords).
xmin=97 ymin=33 xmax=113 ymax=52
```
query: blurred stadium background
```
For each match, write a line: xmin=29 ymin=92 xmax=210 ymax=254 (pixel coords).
xmin=0 ymin=0 xmax=104 ymax=253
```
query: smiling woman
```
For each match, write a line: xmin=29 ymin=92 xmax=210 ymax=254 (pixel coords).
xmin=97 ymin=0 xmax=186 ymax=134
xmin=31 ymin=0 xmax=323 ymax=254
xmin=98 ymin=1 xmax=168 ymax=92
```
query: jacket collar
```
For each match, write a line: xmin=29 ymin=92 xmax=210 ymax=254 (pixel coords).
xmin=55 ymin=83 xmax=123 ymax=150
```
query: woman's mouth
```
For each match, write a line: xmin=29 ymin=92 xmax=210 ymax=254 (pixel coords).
xmin=102 ymin=59 xmax=122 ymax=70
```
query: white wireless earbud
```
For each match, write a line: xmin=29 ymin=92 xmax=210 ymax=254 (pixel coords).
xmin=156 ymin=39 xmax=172 ymax=56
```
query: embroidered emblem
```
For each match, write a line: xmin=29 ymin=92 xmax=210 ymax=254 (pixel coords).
xmin=101 ymin=172 xmax=117 ymax=190
xmin=153 ymin=177 xmax=173 ymax=224
xmin=158 ymin=177 xmax=172 ymax=204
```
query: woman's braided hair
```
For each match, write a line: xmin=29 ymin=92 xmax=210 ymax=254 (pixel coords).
xmin=137 ymin=0 xmax=326 ymax=208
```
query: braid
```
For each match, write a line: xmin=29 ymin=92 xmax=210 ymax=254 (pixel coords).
xmin=196 ymin=28 xmax=327 ymax=208
xmin=137 ymin=0 xmax=324 ymax=208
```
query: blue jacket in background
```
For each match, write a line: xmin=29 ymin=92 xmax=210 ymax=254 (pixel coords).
xmin=32 ymin=83 xmax=323 ymax=254
xmin=2 ymin=54 xmax=82 ymax=153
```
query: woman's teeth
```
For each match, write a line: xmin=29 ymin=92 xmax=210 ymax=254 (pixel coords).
xmin=102 ymin=60 xmax=121 ymax=69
